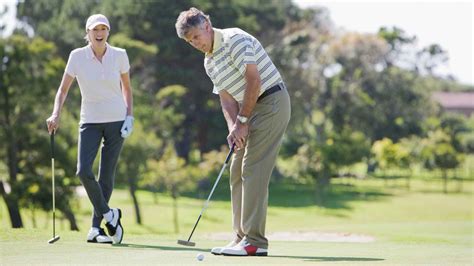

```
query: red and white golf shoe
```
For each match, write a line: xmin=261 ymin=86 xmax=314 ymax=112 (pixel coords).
xmin=220 ymin=238 xmax=268 ymax=256
xmin=211 ymin=239 xmax=240 ymax=255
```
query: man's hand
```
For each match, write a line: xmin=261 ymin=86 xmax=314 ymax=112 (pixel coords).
xmin=228 ymin=122 xmax=249 ymax=150
xmin=46 ymin=114 xmax=60 ymax=134
xmin=121 ymin=115 xmax=134 ymax=138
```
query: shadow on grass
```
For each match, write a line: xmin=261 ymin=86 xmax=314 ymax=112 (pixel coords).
xmin=269 ymin=255 xmax=384 ymax=262
xmin=181 ymin=181 xmax=392 ymax=210
xmin=267 ymin=182 xmax=392 ymax=209
xmin=113 ymin=242 xmax=208 ymax=252
xmin=114 ymin=243 xmax=384 ymax=262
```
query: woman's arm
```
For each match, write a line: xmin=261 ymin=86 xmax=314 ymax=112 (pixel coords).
xmin=120 ymin=72 xmax=133 ymax=116
xmin=46 ymin=73 xmax=75 ymax=133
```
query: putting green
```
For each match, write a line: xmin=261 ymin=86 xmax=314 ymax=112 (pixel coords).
xmin=1 ymin=178 xmax=472 ymax=264
xmin=1 ymin=227 xmax=471 ymax=265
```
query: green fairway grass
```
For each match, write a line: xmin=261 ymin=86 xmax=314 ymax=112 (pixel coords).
xmin=1 ymin=178 xmax=473 ymax=265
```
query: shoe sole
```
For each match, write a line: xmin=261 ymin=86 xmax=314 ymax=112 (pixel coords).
xmin=222 ymin=252 xmax=268 ymax=256
xmin=87 ymin=239 xmax=113 ymax=244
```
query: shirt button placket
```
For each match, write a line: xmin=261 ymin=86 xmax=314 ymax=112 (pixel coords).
xmin=101 ymin=59 xmax=105 ymax=79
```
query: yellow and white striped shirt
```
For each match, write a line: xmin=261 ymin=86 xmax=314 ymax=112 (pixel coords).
xmin=204 ymin=28 xmax=282 ymax=103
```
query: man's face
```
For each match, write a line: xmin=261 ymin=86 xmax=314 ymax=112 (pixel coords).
xmin=184 ymin=22 xmax=212 ymax=54
xmin=88 ymin=24 xmax=109 ymax=46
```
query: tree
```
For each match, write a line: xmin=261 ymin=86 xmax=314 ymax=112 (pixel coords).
xmin=328 ymin=32 xmax=437 ymax=141
xmin=108 ymin=33 xmax=159 ymax=225
xmin=377 ymin=26 xmax=416 ymax=68
xmin=115 ymin=123 xmax=161 ymax=225
xmin=371 ymin=138 xmax=411 ymax=187
xmin=420 ymin=130 xmax=463 ymax=193
xmin=293 ymin=123 xmax=371 ymax=205
xmin=0 ymin=34 xmax=78 ymax=229
xmin=144 ymin=146 xmax=198 ymax=233
xmin=415 ymin=44 xmax=448 ymax=77
xmin=17 ymin=0 xmax=99 ymax=56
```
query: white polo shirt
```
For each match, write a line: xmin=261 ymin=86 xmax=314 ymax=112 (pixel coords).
xmin=65 ymin=43 xmax=130 ymax=124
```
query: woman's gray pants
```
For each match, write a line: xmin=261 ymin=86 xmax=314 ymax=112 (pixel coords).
xmin=76 ymin=121 xmax=124 ymax=228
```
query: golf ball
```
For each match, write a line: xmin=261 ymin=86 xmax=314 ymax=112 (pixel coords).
xmin=196 ymin=253 xmax=204 ymax=261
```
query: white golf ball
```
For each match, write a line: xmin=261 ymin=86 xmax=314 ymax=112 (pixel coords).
xmin=196 ymin=253 xmax=204 ymax=261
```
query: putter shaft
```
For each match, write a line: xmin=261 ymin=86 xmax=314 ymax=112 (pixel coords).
xmin=177 ymin=144 xmax=235 ymax=246
xmin=48 ymin=133 xmax=60 ymax=244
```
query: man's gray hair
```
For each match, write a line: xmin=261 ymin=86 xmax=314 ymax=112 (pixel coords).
xmin=175 ymin=7 xmax=211 ymax=39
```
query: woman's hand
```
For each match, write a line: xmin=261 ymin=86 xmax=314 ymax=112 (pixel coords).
xmin=46 ymin=114 xmax=60 ymax=134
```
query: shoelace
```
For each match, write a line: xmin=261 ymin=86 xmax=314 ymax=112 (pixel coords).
xmin=238 ymin=239 xmax=250 ymax=247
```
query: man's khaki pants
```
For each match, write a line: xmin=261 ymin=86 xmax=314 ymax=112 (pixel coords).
xmin=230 ymin=85 xmax=291 ymax=249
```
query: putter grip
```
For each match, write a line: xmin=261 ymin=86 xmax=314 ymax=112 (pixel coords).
xmin=225 ymin=144 xmax=235 ymax=164
xmin=50 ymin=133 xmax=55 ymax=159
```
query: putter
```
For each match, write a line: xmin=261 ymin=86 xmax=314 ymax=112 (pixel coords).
xmin=48 ymin=133 xmax=60 ymax=244
xmin=178 ymin=144 xmax=235 ymax=246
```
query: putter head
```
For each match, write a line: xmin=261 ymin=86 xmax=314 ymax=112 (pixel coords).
xmin=48 ymin=235 xmax=60 ymax=244
xmin=177 ymin=239 xmax=195 ymax=246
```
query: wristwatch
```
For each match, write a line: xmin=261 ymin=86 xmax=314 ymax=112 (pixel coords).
xmin=237 ymin=115 xmax=249 ymax=124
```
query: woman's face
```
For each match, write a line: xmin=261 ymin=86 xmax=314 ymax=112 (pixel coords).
xmin=88 ymin=24 xmax=109 ymax=46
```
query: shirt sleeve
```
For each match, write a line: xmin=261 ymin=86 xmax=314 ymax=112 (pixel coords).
xmin=229 ymin=35 xmax=257 ymax=75
xmin=64 ymin=52 xmax=77 ymax=77
xmin=120 ymin=50 xmax=130 ymax=74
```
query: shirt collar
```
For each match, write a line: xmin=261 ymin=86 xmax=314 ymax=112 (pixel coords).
xmin=86 ymin=42 xmax=110 ymax=60
xmin=206 ymin=28 xmax=223 ymax=57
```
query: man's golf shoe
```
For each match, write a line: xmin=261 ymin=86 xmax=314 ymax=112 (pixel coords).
xmin=211 ymin=238 xmax=241 ymax=255
xmin=221 ymin=238 xmax=268 ymax=256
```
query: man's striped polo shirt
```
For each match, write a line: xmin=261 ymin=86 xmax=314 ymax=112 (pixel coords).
xmin=204 ymin=28 xmax=283 ymax=103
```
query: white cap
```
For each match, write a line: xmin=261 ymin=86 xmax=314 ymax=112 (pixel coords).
xmin=86 ymin=14 xmax=110 ymax=31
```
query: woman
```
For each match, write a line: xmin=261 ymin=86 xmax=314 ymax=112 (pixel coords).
xmin=46 ymin=14 xmax=133 ymax=244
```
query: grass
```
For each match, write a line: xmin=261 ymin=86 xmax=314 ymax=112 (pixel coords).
xmin=1 ymin=177 xmax=473 ymax=265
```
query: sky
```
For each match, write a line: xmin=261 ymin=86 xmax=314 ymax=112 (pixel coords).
xmin=1 ymin=0 xmax=472 ymax=85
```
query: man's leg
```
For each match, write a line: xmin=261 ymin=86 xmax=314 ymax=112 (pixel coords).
xmin=92 ymin=121 xmax=124 ymax=228
xmin=211 ymin=147 xmax=245 ymax=255
xmin=230 ymin=148 xmax=245 ymax=241
xmin=241 ymin=88 xmax=291 ymax=249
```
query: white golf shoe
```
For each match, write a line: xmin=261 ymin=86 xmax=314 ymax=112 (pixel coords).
xmin=87 ymin=227 xmax=112 ymax=244
xmin=221 ymin=238 xmax=268 ymax=256
xmin=211 ymin=239 xmax=241 ymax=255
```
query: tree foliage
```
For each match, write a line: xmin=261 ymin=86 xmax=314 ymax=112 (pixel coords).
xmin=2 ymin=0 xmax=471 ymax=229
xmin=1 ymin=34 xmax=79 ymax=229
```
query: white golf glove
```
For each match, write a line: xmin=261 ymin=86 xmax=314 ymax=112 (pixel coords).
xmin=121 ymin=115 xmax=134 ymax=138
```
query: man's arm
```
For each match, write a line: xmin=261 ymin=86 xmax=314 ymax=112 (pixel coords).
xmin=238 ymin=64 xmax=261 ymax=118
xmin=225 ymin=64 xmax=262 ymax=149
xmin=219 ymin=90 xmax=239 ymax=147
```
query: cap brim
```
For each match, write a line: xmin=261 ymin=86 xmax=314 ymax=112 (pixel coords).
xmin=87 ymin=22 xmax=110 ymax=30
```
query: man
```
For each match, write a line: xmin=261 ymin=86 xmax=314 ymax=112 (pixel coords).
xmin=175 ymin=7 xmax=291 ymax=256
